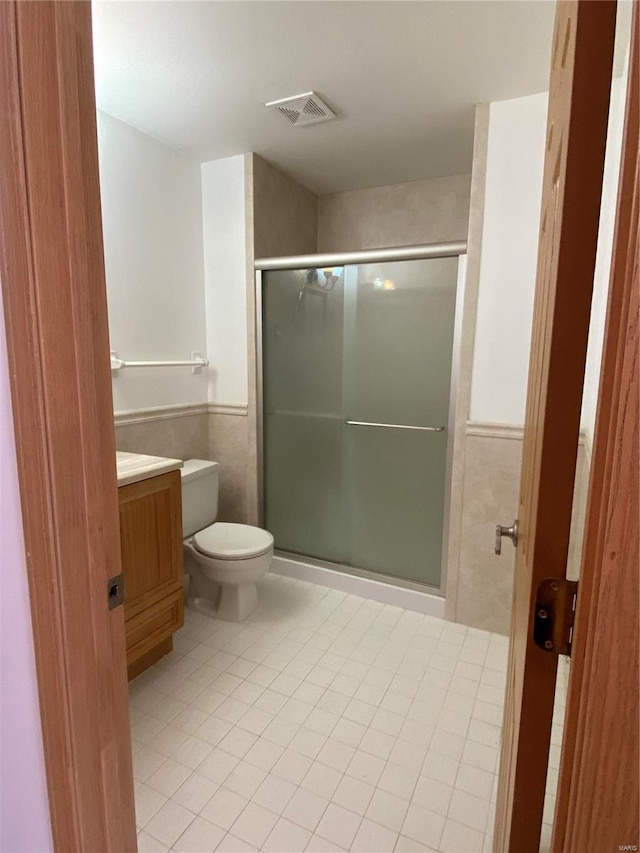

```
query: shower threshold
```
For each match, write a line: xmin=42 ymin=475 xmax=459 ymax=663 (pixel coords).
xmin=270 ymin=549 xmax=445 ymax=619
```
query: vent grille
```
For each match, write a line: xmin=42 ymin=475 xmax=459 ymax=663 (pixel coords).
xmin=266 ymin=92 xmax=336 ymax=127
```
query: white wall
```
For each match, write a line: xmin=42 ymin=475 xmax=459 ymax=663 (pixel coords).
xmin=581 ymin=71 xmax=628 ymax=450
xmin=469 ymin=92 xmax=548 ymax=426
xmin=469 ymin=71 xmax=627 ymax=433
xmin=201 ymin=156 xmax=248 ymax=406
xmin=0 ymin=288 xmax=52 ymax=852
xmin=97 ymin=111 xmax=207 ymax=412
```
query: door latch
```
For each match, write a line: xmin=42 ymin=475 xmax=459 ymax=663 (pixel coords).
xmin=495 ymin=519 xmax=519 ymax=555
xmin=533 ymin=578 xmax=578 ymax=656
xmin=107 ymin=573 xmax=125 ymax=610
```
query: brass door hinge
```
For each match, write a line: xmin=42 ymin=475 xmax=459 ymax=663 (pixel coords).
xmin=533 ymin=578 xmax=579 ymax=656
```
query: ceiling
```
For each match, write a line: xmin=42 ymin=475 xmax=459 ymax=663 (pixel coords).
xmin=93 ymin=1 xmax=558 ymax=195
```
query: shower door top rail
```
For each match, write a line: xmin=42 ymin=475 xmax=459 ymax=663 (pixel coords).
xmin=254 ymin=241 xmax=467 ymax=270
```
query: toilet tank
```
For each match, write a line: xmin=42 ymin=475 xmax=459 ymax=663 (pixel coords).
xmin=180 ymin=459 xmax=220 ymax=538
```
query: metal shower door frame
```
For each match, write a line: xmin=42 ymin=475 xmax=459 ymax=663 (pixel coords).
xmin=254 ymin=241 xmax=467 ymax=597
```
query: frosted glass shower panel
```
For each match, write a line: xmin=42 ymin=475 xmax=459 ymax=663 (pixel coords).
xmin=262 ymin=256 xmax=459 ymax=589
xmin=262 ymin=268 xmax=347 ymax=563
xmin=343 ymin=258 xmax=458 ymax=585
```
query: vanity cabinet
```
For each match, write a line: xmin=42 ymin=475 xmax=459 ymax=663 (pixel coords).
xmin=118 ymin=469 xmax=184 ymax=680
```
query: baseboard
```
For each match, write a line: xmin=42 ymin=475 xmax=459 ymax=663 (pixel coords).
xmin=269 ymin=555 xmax=445 ymax=618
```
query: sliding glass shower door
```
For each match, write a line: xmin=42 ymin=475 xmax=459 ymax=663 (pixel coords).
xmin=262 ymin=255 xmax=459 ymax=590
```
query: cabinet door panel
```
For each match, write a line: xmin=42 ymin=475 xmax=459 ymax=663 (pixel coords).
xmin=118 ymin=470 xmax=183 ymax=619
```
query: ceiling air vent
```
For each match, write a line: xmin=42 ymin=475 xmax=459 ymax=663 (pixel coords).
xmin=266 ymin=92 xmax=336 ymax=127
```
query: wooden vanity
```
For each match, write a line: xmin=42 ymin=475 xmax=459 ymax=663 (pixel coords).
xmin=116 ymin=452 xmax=185 ymax=680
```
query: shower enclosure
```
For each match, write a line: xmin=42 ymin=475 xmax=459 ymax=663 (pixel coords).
xmin=256 ymin=243 xmax=465 ymax=593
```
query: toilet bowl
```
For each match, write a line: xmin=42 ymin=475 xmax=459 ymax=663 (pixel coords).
xmin=181 ymin=460 xmax=274 ymax=621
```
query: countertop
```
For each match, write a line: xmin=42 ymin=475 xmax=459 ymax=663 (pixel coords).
xmin=116 ymin=451 xmax=183 ymax=487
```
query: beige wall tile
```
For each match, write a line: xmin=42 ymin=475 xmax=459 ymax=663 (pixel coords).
xmin=208 ymin=413 xmax=250 ymax=523
xmin=445 ymin=105 xmax=489 ymax=625
xmin=456 ymin=433 xmax=522 ymax=635
xmin=317 ymin=174 xmax=471 ymax=253
xmin=251 ymin=154 xmax=318 ymax=259
xmin=115 ymin=412 xmax=209 ymax=461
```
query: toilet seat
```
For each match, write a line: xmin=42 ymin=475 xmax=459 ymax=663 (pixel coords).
xmin=193 ymin=522 xmax=274 ymax=561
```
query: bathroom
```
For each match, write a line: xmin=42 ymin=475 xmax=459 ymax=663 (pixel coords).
xmin=93 ymin=2 xmax=632 ymax=851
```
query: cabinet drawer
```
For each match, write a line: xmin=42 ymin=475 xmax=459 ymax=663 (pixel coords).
xmin=125 ymin=591 xmax=184 ymax=668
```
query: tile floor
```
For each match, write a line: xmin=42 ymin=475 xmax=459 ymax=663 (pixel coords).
xmin=130 ymin=573 xmax=554 ymax=853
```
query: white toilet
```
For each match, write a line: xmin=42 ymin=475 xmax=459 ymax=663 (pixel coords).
xmin=181 ymin=459 xmax=274 ymax=621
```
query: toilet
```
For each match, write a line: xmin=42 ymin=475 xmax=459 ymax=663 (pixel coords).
xmin=181 ymin=459 xmax=274 ymax=621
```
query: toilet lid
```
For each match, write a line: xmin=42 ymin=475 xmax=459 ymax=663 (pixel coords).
xmin=193 ymin=522 xmax=274 ymax=561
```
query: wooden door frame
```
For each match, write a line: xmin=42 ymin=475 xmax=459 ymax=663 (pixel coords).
xmin=552 ymin=6 xmax=639 ymax=850
xmin=0 ymin=1 xmax=635 ymax=851
xmin=0 ymin=3 xmax=136 ymax=850
xmin=494 ymin=2 xmax=617 ymax=849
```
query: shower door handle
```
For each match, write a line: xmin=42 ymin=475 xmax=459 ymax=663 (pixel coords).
xmin=345 ymin=420 xmax=445 ymax=432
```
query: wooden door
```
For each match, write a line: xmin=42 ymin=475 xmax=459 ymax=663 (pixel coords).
xmin=552 ymin=7 xmax=639 ymax=850
xmin=494 ymin=2 xmax=617 ymax=851
xmin=0 ymin=3 xmax=136 ymax=850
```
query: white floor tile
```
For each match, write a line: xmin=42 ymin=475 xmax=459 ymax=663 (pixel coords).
xmin=305 ymin=833 xmax=347 ymax=852
xmin=461 ymin=740 xmax=498 ymax=774
xmin=448 ymin=789 xmax=492 ymax=833
xmin=378 ymin=762 xmax=419 ymax=801
xmin=366 ymin=789 xmax=409 ymax=832
xmin=217 ymin=728 xmax=258 ymax=760
xmin=272 ymin=748 xmax=314 ymax=785
xmin=331 ymin=718 xmax=366 ymax=748
xmin=134 ymin=783 xmax=167 ymax=828
xmin=283 ymin=787 xmax=329 ymax=831
xmin=421 ymin=751 xmax=459 ymax=787
xmin=252 ymin=774 xmax=297 ymax=815
xmin=305 ymin=707 xmax=340 ymax=736
xmin=412 ymin=776 xmax=453 ymax=817
xmin=244 ymin=738 xmax=285 ymax=772
xmin=315 ymin=802 xmax=362 ymax=849
xmin=145 ymin=800 xmax=196 ymax=848
xmin=429 ymin=729 xmax=465 ymax=762
xmin=173 ymin=772 xmax=220 ymax=814
xmin=230 ymin=801 xmax=278 ymax=848
xmin=332 ymin=775 xmax=375 ymax=816
xmin=173 ymin=816 xmax=225 ymax=852
xmin=394 ymin=834 xmax=438 ymax=852
xmin=359 ymin=728 xmax=396 ymax=760
xmin=131 ymin=576 xmax=565 ymax=853
xmin=133 ymin=747 xmax=167 ymax=783
xmin=214 ymin=832 xmax=259 ymax=852
xmin=289 ymin=727 xmax=327 ymax=759
xmin=454 ymin=763 xmax=495 ymax=801
xmin=263 ymin=817 xmax=313 ymax=852
xmin=346 ymin=749 xmax=386 ymax=786
xmin=316 ymin=737 xmax=356 ymax=772
xmin=263 ymin=717 xmax=300 ymax=748
xmin=300 ymin=761 xmax=343 ymax=799
xmin=136 ymin=830 xmax=170 ymax=852
xmin=389 ymin=739 xmax=427 ymax=773
xmin=439 ymin=818 xmax=485 ymax=852
xmin=467 ymin=719 xmax=501 ymax=749
xmin=351 ymin=818 xmax=398 ymax=852
xmin=200 ymin=787 xmax=249 ymax=831
xmin=198 ymin=748 xmax=240 ymax=785
xmin=224 ymin=761 xmax=267 ymax=799
xmin=145 ymin=759 xmax=192 ymax=799
xmin=401 ymin=803 xmax=445 ymax=850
